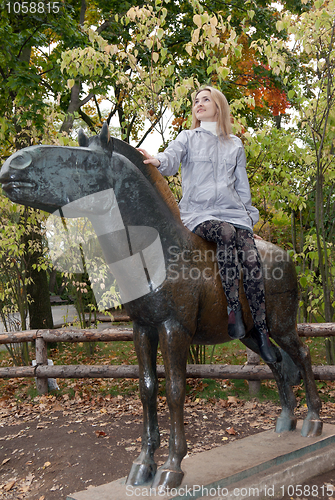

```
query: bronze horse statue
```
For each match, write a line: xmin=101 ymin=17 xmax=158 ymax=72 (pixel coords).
xmin=0 ymin=123 xmax=322 ymax=489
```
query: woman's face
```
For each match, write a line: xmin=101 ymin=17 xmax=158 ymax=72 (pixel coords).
xmin=193 ymin=90 xmax=218 ymax=122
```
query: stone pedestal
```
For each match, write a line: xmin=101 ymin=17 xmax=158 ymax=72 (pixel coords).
xmin=67 ymin=422 xmax=335 ymax=500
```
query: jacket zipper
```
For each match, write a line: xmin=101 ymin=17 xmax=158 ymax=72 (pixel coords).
xmin=214 ymin=137 xmax=219 ymax=204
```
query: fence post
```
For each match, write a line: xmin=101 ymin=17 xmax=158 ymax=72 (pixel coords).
xmin=35 ymin=336 xmax=48 ymax=395
xmin=246 ymin=347 xmax=261 ymax=395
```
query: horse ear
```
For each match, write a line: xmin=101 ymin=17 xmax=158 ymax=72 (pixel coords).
xmin=78 ymin=129 xmax=89 ymax=147
xmin=100 ymin=122 xmax=110 ymax=145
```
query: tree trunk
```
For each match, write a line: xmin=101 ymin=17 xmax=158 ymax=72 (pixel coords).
xmin=23 ymin=211 xmax=54 ymax=330
xmin=26 ymin=261 xmax=54 ymax=330
xmin=59 ymin=0 xmax=90 ymax=135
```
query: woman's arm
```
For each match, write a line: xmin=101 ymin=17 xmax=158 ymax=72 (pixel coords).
xmin=153 ymin=131 xmax=188 ymax=176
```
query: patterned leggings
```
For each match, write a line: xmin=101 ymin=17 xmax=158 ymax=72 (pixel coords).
xmin=193 ymin=219 xmax=268 ymax=335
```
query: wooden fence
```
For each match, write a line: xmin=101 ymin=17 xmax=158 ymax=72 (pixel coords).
xmin=1 ymin=323 xmax=335 ymax=394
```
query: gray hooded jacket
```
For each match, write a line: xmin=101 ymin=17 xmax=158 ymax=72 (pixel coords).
xmin=156 ymin=128 xmax=259 ymax=232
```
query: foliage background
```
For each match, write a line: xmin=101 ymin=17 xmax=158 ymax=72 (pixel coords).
xmin=0 ymin=0 xmax=334 ymax=363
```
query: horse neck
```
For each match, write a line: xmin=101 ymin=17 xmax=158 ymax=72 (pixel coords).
xmin=120 ymin=172 xmax=187 ymax=251
xmin=112 ymin=138 xmax=182 ymax=225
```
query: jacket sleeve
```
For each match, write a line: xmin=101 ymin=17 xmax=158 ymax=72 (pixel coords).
xmin=155 ymin=131 xmax=188 ymax=176
xmin=234 ymin=144 xmax=259 ymax=227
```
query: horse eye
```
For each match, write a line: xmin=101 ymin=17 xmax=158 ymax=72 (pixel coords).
xmin=10 ymin=152 xmax=32 ymax=170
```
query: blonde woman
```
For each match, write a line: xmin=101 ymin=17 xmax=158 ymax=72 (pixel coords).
xmin=138 ymin=86 xmax=275 ymax=363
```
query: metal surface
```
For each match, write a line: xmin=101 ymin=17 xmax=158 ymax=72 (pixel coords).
xmin=0 ymin=123 xmax=323 ymax=489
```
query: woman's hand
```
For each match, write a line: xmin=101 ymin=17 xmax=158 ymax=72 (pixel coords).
xmin=137 ymin=148 xmax=160 ymax=167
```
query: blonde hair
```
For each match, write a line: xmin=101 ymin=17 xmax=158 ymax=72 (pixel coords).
xmin=191 ymin=86 xmax=232 ymax=139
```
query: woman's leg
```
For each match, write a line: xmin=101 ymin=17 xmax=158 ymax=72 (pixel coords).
xmin=193 ymin=220 xmax=245 ymax=339
xmin=235 ymin=228 xmax=276 ymax=363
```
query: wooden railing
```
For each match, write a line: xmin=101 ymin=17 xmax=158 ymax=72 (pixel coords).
xmin=1 ymin=324 xmax=335 ymax=394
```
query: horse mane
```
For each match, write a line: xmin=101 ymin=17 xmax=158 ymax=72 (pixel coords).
xmin=78 ymin=125 xmax=183 ymax=225
xmin=112 ymin=137 xmax=182 ymax=224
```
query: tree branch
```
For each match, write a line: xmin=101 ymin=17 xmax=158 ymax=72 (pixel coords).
xmin=78 ymin=109 xmax=97 ymax=133
xmin=136 ymin=111 xmax=167 ymax=148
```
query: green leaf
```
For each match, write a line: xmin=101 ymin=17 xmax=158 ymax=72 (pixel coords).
xmin=299 ymin=276 xmax=307 ymax=287
xmin=157 ymin=28 xmax=164 ymax=40
xmin=218 ymin=67 xmax=229 ymax=79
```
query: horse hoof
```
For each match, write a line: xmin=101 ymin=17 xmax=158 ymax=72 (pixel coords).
xmin=275 ymin=415 xmax=297 ymax=433
xmin=126 ymin=462 xmax=157 ymax=486
xmin=301 ymin=419 xmax=323 ymax=437
xmin=151 ymin=468 xmax=184 ymax=489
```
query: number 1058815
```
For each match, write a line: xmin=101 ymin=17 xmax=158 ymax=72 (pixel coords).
xmin=6 ymin=2 xmax=59 ymax=14
xmin=280 ymin=484 xmax=334 ymax=497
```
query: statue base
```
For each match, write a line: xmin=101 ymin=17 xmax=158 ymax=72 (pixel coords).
xmin=67 ymin=421 xmax=335 ymax=500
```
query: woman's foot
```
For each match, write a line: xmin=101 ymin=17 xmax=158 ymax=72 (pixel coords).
xmin=251 ymin=328 xmax=276 ymax=364
xmin=227 ymin=304 xmax=246 ymax=339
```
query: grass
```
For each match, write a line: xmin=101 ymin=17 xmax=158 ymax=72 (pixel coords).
xmin=0 ymin=335 xmax=334 ymax=405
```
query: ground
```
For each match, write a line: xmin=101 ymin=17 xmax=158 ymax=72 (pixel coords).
xmin=1 ymin=389 xmax=335 ymax=500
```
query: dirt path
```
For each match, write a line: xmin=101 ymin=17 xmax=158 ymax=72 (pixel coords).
xmin=1 ymin=392 xmax=335 ymax=499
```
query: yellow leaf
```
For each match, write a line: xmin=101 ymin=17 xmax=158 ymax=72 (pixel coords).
xmin=192 ymin=28 xmax=200 ymax=45
xmin=210 ymin=16 xmax=218 ymax=27
xmin=4 ymin=480 xmax=16 ymax=492
xmin=145 ymin=38 xmax=153 ymax=50
xmin=67 ymin=79 xmax=75 ymax=89
xmin=193 ymin=14 xmax=202 ymax=27
xmin=276 ymin=20 xmax=284 ymax=31
xmin=185 ymin=44 xmax=192 ymax=56
xmin=152 ymin=52 xmax=159 ymax=63
xmin=127 ymin=7 xmax=136 ymax=21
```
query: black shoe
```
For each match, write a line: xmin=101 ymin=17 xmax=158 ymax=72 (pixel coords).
xmin=252 ymin=328 xmax=276 ymax=364
xmin=227 ymin=304 xmax=246 ymax=340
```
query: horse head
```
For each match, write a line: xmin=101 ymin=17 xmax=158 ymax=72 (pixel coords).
xmin=0 ymin=123 xmax=183 ymax=229
xmin=0 ymin=124 xmax=115 ymax=214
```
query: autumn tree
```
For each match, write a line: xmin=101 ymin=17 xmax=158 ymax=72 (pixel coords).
xmin=284 ymin=0 xmax=335 ymax=362
xmin=243 ymin=0 xmax=335 ymax=362
xmin=2 ymin=0 xmax=333 ymax=361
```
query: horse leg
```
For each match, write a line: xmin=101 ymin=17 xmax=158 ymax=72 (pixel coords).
xmin=151 ymin=320 xmax=191 ymax=489
xmin=126 ymin=323 xmax=160 ymax=486
xmin=271 ymin=329 xmax=323 ymax=437
xmin=242 ymin=337 xmax=298 ymax=432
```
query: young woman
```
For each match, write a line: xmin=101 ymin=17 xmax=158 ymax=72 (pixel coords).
xmin=138 ymin=86 xmax=276 ymax=363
